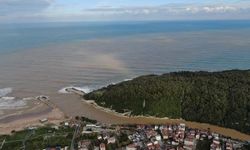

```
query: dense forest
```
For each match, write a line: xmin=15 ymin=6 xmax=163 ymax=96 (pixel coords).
xmin=84 ymin=70 xmax=250 ymax=134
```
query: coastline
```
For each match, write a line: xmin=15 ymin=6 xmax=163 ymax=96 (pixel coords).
xmin=81 ymin=97 xmax=250 ymax=141
xmin=0 ymin=97 xmax=66 ymax=134
xmin=0 ymin=86 xmax=249 ymax=141
xmin=0 ymin=107 xmax=65 ymax=135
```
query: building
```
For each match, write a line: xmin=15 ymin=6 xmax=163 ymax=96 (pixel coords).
xmin=78 ymin=140 xmax=91 ymax=150
xmin=155 ymin=135 xmax=162 ymax=141
xmin=147 ymin=142 xmax=155 ymax=150
xmin=226 ymin=142 xmax=233 ymax=150
xmin=39 ymin=118 xmax=48 ymax=123
xmin=146 ymin=130 xmax=158 ymax=139
xmin=184 ymin=137 xmax=196 ymax=150
xmin=153 ymin=141 xmax=161 ymax=150
xmin=126 ymin=144 xmax=137 ymax=150
xmin=210 ymin=138 xmax=221 ymax=150
xmin=100 ymin=143 xmax=106 ymax=150
xmin=179 ymin=123 xmax=186 ymax=131
xmin=107 ymin=137 xmax=116 ymax=144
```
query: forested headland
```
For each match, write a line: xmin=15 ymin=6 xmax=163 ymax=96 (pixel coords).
xmin=84 ymin=70 xmax=250 ymax=134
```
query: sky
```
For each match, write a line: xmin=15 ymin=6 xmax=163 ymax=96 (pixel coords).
xmin=0 ymin=0 xmax=250 ymax=22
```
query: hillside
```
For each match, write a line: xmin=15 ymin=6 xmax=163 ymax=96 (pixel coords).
xmin=84 ymin=70 xmax=250 ymax=134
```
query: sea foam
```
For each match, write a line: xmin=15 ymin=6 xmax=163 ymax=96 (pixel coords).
xmin=59 ymin=86 xmax=94 ymax=94
xmin=0 ymin=87 xmax=28 ymax=110
xmin=59 ymin=78 xmax=134 ymax=95
xmin=0 ymin=88 xmax=12 ymax=97
xmin=0 ymin=97 xmax=27 ymax=110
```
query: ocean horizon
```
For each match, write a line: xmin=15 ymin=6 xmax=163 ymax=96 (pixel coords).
xmin=1 ymin=20 xmax=250 ymax=54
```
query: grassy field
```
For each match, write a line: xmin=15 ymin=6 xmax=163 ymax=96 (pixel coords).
xmin=0 ymin=125 xmax=74 ymax=150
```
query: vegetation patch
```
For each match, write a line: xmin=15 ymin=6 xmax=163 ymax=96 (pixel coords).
xmin=84 ymin=70 xmax=250 ymax=134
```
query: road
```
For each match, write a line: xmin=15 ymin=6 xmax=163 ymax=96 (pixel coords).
xmin=70 ymin=123 xmax=81 ymax=150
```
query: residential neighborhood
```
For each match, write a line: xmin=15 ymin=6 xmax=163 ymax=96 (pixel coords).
xmin=71 ymin=118 xmax=249 ymax=150
xmin=0 ymin=117 xmax=249 ymax=150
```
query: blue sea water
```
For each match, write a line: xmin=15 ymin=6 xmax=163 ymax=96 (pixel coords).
xmin=0 ymin=20 xmax=250 ymax=91
xmin=1 ymin=20 xmax=250 ymax=54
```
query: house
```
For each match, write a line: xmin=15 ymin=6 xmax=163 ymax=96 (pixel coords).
xmin=210 ymin=138 xmax=221 ymax=150
xmin=93 ymin=146 xmax=99 ymax=150
xmin=177 ymin=146 xmax=185 ymax=150
xmin=62 ymin=146 xmax=69 ymax=150
xmin=64 ymin=122 xmax=69 ymax=126
xmin=155 ymin=135 xmax=162 ymax=141
xmin=153 ymin=141 xmax=161 ymax=150
xmin=147 ymin=142 xmax=155 ymax=150
xmin=179 ymin=123 xmax=186 ymax=131
xmin=78 ymin=140 xmax=91 ymax=150
xmin=195 ymin=134 xmax=200 ymax=140
xmin=27 ymin=126 xmax=38 ymax=130
xmin=146 ymin=130 xmax=157 ymax=138
xmin=172 ymin=141 xmax=179 ymax=146
xmin=45 ymin=146 xmax=62 ymax=150
xmin=161 ymin=128 xmax=169 ymax=140
xmin=184 ymin=137 xmax=196 ymax=150
xmin=97 ymin=135 xmax=103 ymax=140
xmin=86 ymin=124 xmax=96 ymax=128
xmin=126 ymin=144 xmax=137 ymax=150
xmin=107 ymin=137 xmax=116 ymax=144
xmin=82 ymin=130 xmax=93 ymax=134
xmin=183 ymin=145 xmax=194 ymax=150
xmin=40 ymin=118 xmax=48 ymax=123
xmin=226 ymin=142 xmax=233 ymax=150
xmin=103 ymin=135 xmax=109 ymax=140
xmin=100 ymin=143 xmax=106 ymax=150
xmin=154 ymin=125 xmax=159 ymax=130
xmin=52 ymin=125 xmax=59 ymax=130
xmin=184 ymin=138 xmax=195 ymax=146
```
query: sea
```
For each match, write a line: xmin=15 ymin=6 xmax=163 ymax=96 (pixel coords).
xmin=0 ymin=20 xmax=250 ymax=117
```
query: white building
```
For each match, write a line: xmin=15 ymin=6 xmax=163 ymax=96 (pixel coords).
xmin=126 ymin=144 xmax=137 ymax=150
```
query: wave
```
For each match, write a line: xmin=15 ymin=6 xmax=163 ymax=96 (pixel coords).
xmin=123 ymin=78 xmax=133 ymax=82
xmin=0 ymin=97 xmax=27 ymax=110
xmin=0 ymin=87 xmax=30 ymax=110
xmin=58 ymin=86 xmax=94 ymax=94
xmin=0 ymin=88 xmax=12 ymax=97
xmin=59 ymin=78 xmax=134 ymax=95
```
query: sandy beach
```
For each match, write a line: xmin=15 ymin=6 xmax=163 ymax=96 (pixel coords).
xmin=0 ymin=95 xmax=66 ymax=135
xmin=0 ymin=107 xmax=65 ymax=134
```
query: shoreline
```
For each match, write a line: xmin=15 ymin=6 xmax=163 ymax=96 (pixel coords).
xmin=0 ymin=106 xmax=52 ymax=124
xmin=0 ymin=107 xmax=65 ymax=135
xmin=81 ymin=98 xmax=250 ymax=141
xmin=0 ymin=87 xmax=249 ymax=141
xmin=0 ymin=96 xmax=66 ymax=134
xmin=0 ymin=98 xmax=50 ymax=123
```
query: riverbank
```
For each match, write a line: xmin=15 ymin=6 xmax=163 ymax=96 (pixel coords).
xmin=0 ymin=86 xmax=249 ymax=141
xmin=81 ymin=97 xmax=250 ymax=141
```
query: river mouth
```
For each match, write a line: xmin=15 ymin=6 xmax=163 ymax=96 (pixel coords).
xmin=53 ymin=87 xmax=250 ymax=141
xmin=80 ymin=99 xmax=250 ymax=141
xmin=0 ymin=83 xmax=249 ymax=141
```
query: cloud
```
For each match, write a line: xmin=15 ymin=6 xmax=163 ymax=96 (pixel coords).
xmin=185 ymin=5 xmax=238 ymax=13
xmin=84 ymin=4 xmax=247 ymax=15
xmin=0 ymin=1 xmax=250 ymax=22
xmin=77 ymin=3 xmax=250 ymax=20
xmin=0 ymin=0 xmax=53 ymax=15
